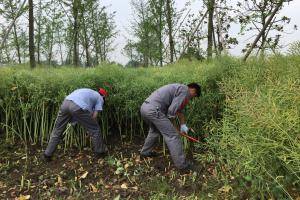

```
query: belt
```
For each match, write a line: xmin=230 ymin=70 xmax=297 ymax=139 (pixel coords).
xmin=144 ymin=101 xmax=161 ymax=117
xmin=144 ymin=100 xmax=161 ymax=108
xmin=144 ymin=100 xmax=167 ymax=113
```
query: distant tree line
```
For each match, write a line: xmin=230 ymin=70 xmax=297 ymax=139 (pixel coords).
xmin=0 ymin=0 xmax=297 ymax=68
xmin=0 ymin=0 xmax=117 ymax=67
xmin=124 ymin=0 xmax=296 ymax=67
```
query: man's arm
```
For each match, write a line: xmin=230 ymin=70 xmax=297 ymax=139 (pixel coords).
xmin=171 ymin=118 xmax=181 ymax=134
xmin=93 ymin=94 xmax=104 ymax=120
xmin=170 ymin=112 xmax=186 ymax=133
xmin=167 ymin=86 xmax=188 ymax=118
xmin=177 ymin=112 xmax=186 ymax=125
xmin=92 ymin=111 xmax=98 ymax=120
xmin=177 ymin=111 xmax=189 ymax=133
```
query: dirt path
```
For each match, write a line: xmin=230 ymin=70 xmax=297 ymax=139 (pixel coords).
xmin=0 ymin=136 xmax=243 ymax=199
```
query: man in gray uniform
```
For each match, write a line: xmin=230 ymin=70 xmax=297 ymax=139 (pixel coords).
xmin=43 ymin=88 xmax=109 ymax=161
xmin=140 ymin=83 xmax=201 ymax=170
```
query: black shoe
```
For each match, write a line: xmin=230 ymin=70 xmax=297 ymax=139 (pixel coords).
xmin=140 ymin=151 xmax=159 ymax=158
xmin=43 ymin=153 xmax=52 ymax=162
xmin=179 ymin=161 xmax=198 ymax=173
xmin=95 ymin=152 xmax=108 ymax=159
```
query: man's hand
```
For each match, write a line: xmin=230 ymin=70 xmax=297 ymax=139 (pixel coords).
xmin=180 ymin=124 xmax=189 ymax=133
xmin=92 ymin=111 xmax=98 ymax=120
xmin=177 ymin=112 xmax=189 ymax=133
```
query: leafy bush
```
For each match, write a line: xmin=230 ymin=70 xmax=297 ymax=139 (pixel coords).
xmin=0 ymin=59 xmax=225 ymax=148
xmin=211 ymin=56 xmax=300 ymax=198
xmin=1 ymin=56 xmax=299 ymax=197
xmin=288 ymin=40 xmax=300 ymax=56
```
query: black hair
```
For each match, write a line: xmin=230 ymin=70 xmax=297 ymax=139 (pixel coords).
xmin=187 ymin=83 xmax=201 ymax=97
xmin=103 ymin=96 xmax=106 ymax=106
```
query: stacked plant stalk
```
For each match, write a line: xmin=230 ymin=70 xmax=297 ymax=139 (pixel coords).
xmin=0 ymin=60 xmax=223 ymax=149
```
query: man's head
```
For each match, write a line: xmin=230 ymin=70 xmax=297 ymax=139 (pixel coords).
xmin=98 ymin=88 xmax=108 ymax=97
xmin=187 ymin=83 xmax=201 ymax=98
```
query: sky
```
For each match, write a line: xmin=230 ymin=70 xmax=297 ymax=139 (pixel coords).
xmin=102 ymin=0 xmax=300 ymax=65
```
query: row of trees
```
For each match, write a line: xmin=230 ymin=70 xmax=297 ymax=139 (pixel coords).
xmin=0 ymin=0 xmax=296 ymax=67
xmin=0 ymin=0 xmax=116 ymax=67
xmin=124 ymin=0 xmax=295 ymax=67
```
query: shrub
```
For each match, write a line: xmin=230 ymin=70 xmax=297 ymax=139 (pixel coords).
xmin=0 ymin=59 xmax=225 ymax=148
xmin=288 ymin=40 xmax=300 ymax=56
xmin=211 ymin=56 xmax=300 ymax=198
xmin=1 ymin=56 xmax=298 ymax=197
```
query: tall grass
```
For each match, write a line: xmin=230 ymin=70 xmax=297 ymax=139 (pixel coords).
xmin=0 ymin=59 xmax=224 ymax=148
xmin=1 ymin=56 xmax=299 ymax=197
xmin=211 ymin=55 xmax=300 ymax=198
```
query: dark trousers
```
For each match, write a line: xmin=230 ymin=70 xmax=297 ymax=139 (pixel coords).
xmin=44 ymin=100 xmax=107 ymax=156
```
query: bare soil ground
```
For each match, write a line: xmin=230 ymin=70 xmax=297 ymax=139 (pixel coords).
xmin=0 ymin=135 xmax=259 ymax=199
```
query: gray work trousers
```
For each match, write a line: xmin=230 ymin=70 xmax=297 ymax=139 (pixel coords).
xmin=44 ymin=100 xmax=107 ymax=156
xmin=140 ymin=102 xmax=187 ymax=169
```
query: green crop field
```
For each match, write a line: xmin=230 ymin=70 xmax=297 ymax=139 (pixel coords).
xmin=0 ymin=56 xmax=299 ymax=199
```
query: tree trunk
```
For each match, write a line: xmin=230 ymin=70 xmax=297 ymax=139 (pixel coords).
xmin=72 ymin=0 xmax=80 ymax=66
xmin=0 ymin=0 xmax=27 ymax=62
xmin=103 ymin=39 xmax=106 ymax=61
xmin=82 ymin=16 xmax=90 ymax=67
xmin=145 ymin=31 xmax=149 ymax=67
xmin=58 ymin=30 xmax=64 ymax=64
xmin=48 ymin=31 xmax=54 ymax=65
xmin=159 ymin=6 xmax=163 ymax=67
xmin=207 ymin=0 xmax=215 ymax=59
xmin=260 ymin=17 xmax=266 ymax=58
xmin=5 ymin=44 xmax=11 ymax=63
xmin=142 ymin=7 xmax=149 ymax=67
xmin=216 ymin=26 xmax=222 ymax=53
xmin=67 ymin=48 xmax=72 ymax=65
xmin=99 ymin=39 xmax=103 ymax=62
xmin=36 ymin=0 xmax=42 ymax=64
xmin=8 ymin=0 xmax=22 ymax=64
xmin=243 ymin=0 xmax=284 ymax=61
xmin=215 ymin=5 xmax=225 ymax=53
xmin=91 ymin=10 xmax=99 ymax=65
xmin=213 ymin=28 xmax=218 ymax=56
xmin=29 ymin=0 xmax=36 ymax=68
xmin=37 ymin=23 xmax=41 ymax=64
xmin=260 ymin=1 xmax=268 ymax=58
xmin=13 ymin=23 xmax=21 ymax=64
xmin=180 ymin=10 xmax=208 ymax=58
xmin=166 ymin=0 xmax=174 ymax=63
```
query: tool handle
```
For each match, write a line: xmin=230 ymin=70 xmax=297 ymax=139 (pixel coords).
xmin=180 ymin=132 xmax=200 ymax=143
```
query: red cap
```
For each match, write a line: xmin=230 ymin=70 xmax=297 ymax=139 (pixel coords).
xmin=98 ymin=88 xmax=108 ymax=97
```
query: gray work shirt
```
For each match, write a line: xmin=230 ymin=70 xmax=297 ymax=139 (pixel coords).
xmin=145 ymin=83 xmax=190 ymax=118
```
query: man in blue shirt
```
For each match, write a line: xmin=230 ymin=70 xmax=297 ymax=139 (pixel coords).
xmin=44 ymin=88 xmax=108 ymax=161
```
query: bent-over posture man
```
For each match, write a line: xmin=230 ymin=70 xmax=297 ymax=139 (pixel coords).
xmin=140 ymin=83 xmax=201 ymax=170
xmin=44 ymin=88 xmax=108 ymax=161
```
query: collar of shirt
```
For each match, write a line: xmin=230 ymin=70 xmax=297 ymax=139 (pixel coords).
xmin=179 ymin=97 xmax=190 ymax=111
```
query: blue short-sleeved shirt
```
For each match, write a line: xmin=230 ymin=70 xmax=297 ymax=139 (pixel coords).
xmin=66 ymin=88 xmax=104 ymax=113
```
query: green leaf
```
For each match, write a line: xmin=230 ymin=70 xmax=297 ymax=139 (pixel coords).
xmin=113 ymin=195 xmax=120 ymax=200
xmin=244 ymin=175 xmax=252 ymax=182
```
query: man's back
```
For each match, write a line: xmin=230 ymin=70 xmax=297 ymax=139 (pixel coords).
xmin=145 ymin=83 xmax=189 ymax=115
xmin=66 ymin=88 xmax=103 ymax=112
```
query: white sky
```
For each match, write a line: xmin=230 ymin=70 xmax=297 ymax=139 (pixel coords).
xmin=103 ymin=0 xmax=300 ymax=65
